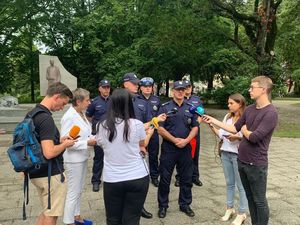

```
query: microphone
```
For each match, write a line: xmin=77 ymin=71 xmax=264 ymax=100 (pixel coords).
xmin=166 ymin=107 xmax=178 ymax=116
xmin=149 ymin=117 xmax=159 ymax=129
xmin=69 ymin=125 xmax=80 ymax=139
xmin=189 ymin=105 xmax=205 ymax=117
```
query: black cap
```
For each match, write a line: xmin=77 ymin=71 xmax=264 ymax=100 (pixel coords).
xmin=183 ymin=80 xmax=191 ymax=87
xmin=173 ymin=81 xmax=186 ymax=89
xmin=99 ymin=79 xmax=110 ymax=87
xmin=123 ymin=72 xmax=140 ymax=84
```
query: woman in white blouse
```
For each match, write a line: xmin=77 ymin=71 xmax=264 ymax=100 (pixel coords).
xmin=61 ymin=88 xmax=96 ymax=225
xmin=96 ymin=88 xmax=149 ymax=225
xmin=210 ymin=93 xmax=248 ymax=225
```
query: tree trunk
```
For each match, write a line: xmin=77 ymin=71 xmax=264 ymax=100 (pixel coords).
xmin=165 ymin=79 xmax=169 ymax=97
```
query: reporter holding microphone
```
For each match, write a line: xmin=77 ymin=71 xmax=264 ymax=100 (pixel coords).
xmin=61 ymin=88 xmax=96 ymax=225
xmin=96 ymin=88 xmax=152 ymax=225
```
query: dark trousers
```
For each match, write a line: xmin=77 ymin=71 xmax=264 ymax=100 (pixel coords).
xmin=158 ymin=143 xmax=193 ymax=208
xmin=148 ymin=131 xmax=159 ymax=179
xmin=238 ymin=160 xmax=269 ymax=225
xmin=175 ymin=132 xmax=200 ymax=180
xmin=91 ymin=145 xmax=104 ymax=184
xmin=103 ymin=176 xmax=149 ymax=225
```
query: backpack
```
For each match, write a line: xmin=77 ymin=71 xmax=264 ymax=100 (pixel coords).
xmin=7 ymin=107 xmax=61 ymax=220
xmin=7 ymin=108 xmax=47 ymax=173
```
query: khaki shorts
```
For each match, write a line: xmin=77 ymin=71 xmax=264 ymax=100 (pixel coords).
xmin=31 ymin=174 xmax=67 ymax=217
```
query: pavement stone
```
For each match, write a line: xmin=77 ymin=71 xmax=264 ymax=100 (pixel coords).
xmin=0 ymin=106 xmax=300 ymax=225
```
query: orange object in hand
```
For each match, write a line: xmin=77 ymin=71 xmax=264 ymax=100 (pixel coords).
xmin=190 ymin=137 xmax=197 ymax=159
xmin=69 ymin=125 xmax=80 ymax=139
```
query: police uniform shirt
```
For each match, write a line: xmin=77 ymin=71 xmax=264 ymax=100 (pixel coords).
xmin=132 ymin=95 xmax=147 ymax=123
xmin=138 ymin=94 xmax=161 ymax=122
xmin=86 ymin=95 xmax=110 ymax=125
xmin=185 ymin=95 xmax=203 ymax=107
xmin=158 ymin=100 xmax=198 ymax=140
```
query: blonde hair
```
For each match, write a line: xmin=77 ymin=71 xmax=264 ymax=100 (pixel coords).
xmin=72 ymin=88 xmax=90 ymax=106
xmin=252 ymin=76 xmax=273 ymax=94
xmin=227 ymin=93 xmax=246 ymax=121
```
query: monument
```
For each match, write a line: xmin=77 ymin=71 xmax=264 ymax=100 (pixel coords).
xmin=39 ymin=55 xmax=77 ymax=96
xmin=46 ymin=59 xmax=61 ymax=87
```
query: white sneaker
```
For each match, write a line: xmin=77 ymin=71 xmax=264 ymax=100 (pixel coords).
xmin=221 ymin=208 xmax=235 ymax=221
xmin=231 ymin=213 xmax=247 ymax=225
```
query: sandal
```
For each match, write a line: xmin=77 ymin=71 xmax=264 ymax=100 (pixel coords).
xmin=221 ymin=208 xmax=235 ymax=221
xmin=75 ymin=219 xmax=93 ymax=225
xmin=231 ymin=213 xmax=246 ymax=225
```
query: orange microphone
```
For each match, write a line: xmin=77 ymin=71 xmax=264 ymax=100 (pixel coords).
xmin=69 ymin=125 xmax=80 ymax=139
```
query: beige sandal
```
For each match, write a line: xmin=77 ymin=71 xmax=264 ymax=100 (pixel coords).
xmin=231 ymin=213 xmax=247 ymax=225
xmin=221 ymin=208 xmax=235 ymax=221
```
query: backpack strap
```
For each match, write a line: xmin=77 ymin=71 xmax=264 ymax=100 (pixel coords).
xmin=47 ymin=160 xmax=52 ymax=209
xmin=22 ymin=173 xmax=29 ymax=220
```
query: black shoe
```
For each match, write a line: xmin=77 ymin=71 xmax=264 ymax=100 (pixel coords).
xmin=192 ymin=178 xmax=203 ymax=186
xmin=174 ymin=179 xmax=180 ymax=187
xmin=180 ymin=205 xmax=195 ymax=217
xmin=151 ymin=178 xmax=159 ymax=187
xmin=158 ymin=207 xmax=167 ymax=218
xmin=141 ymin=207 xmax=153 ymax=219
xmin=92 ymin=183 xmax=100 ymax=192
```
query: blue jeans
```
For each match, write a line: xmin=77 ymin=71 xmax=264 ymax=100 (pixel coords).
xmin=238 ymin=160 xmax=269 ymax=225
xmin=221 ymin=151 xmax=248 ymax=213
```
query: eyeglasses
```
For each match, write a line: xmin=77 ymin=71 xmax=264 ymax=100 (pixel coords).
xmin=249 ymin=86 xmax=263 ymax=91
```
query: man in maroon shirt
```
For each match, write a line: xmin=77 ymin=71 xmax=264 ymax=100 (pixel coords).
xmin=203 ymin=76 xmax=278 ymax=225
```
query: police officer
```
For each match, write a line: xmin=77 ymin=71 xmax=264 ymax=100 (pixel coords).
xmin=157 ymin=81 xmax=199 ymax=218
xmin=138 ymin=77 xmax=161 ymax=187
xmin=175 ymin=80 xmax=203 ymax=187
xmin=86 ymin=79 xmax=110 ymax=192
xmin=122 ymin=72 xmax=153 ymax=219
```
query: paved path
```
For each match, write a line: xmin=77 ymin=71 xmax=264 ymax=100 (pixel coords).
xmin=1 ymin=106 xmax=300 ymax=225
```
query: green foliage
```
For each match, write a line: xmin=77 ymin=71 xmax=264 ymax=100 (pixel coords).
xmin=211 ymin=76 xmax=253 ymax=108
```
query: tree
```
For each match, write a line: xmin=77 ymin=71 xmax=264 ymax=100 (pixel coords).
xmin=210 ymin=0 xmax=282 ymax=80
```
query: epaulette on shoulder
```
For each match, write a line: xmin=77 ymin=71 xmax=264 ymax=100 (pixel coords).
xmin=161 ymin=101 xmax=170 ymax=107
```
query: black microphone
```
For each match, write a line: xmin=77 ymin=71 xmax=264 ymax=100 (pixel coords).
xmin=166 ymin=107 xmax=178 ymax=116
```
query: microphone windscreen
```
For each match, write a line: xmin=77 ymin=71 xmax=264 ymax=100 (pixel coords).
xmin=151 ymin=117 xmax=159 ymax=129
xmin=189 ymin=106 xmax=197 ymax=114
xmin=69 ymin=125 xmax=80 ymax=139
xmin=196 ymin=106 xmax=205 ymax=116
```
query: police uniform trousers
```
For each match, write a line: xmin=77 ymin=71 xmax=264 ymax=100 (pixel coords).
xmin=175 ymin=130 xmax=200 ymax=181
xmin=148 ymin=130 xmax=160 ymax=180
xmin=91 ymin=145 xmax=104 ymax=185
xmin=158 ymin=142 xmax=193 ymax=208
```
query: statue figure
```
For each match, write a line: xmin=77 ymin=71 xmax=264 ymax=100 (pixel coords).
xmin=46 ymin=60 xmax=61 ymax=87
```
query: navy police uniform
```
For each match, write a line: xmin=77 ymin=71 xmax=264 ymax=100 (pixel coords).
xmin=138 ymin=94 xmax=161 ymax=181
xmin=132 ymin=95 xmax=148 ymax=123
xmin=86 ymin=92 xmax=110 ymax=186
xmin=185 ymin=94 xmax=202 ymax=181
xmin=157 ymin=99 xmax=198 ymax=209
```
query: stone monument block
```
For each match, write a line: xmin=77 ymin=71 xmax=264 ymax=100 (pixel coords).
xmin=39 ymin=55 xmax=77 ymax=96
